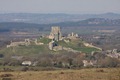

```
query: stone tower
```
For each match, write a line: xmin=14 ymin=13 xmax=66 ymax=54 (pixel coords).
xmin=49 ymin=26 xmax=62 ymax=41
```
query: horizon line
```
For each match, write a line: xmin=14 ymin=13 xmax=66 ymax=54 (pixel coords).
xmin=0 ymin=12 xmax=120 ymax=15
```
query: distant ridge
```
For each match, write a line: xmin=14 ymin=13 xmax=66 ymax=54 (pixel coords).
xmin=0 ymin=18 xmax=120 ymax=32
xmin=0 ymin=13 xmax=120 ymax=24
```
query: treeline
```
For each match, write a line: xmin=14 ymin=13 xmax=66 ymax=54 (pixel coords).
xmin=0 ymin=52 xmax=120 ymax=70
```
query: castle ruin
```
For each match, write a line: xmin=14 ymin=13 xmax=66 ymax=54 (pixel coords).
xmin=67 ymin=32 xmax=79 ymax=39
xmin=49 ymin=26 xmax=62 ymax=41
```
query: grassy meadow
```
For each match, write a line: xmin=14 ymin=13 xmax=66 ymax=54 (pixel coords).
xmin=0 ymin=68 xmax=120 ymax=80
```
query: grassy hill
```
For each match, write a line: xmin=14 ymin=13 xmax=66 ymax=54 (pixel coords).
xmin=0 ymin=38 xmax=100 ymax=57
xmin=58 ymin=39 xmax=99 ymax=53
xmin=0 ymin=45 xmax=68 ymax=56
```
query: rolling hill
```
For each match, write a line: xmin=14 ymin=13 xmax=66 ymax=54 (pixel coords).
xmin=0 ymin=13 xmax=120 ymax=24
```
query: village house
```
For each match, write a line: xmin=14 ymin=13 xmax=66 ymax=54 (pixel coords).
xmin=22 ymin=61 xmax=32 ymax=66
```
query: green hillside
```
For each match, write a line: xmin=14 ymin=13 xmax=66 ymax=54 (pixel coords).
xmin=38 ymin=38 xmax=51 ymax=44
xmin=58 ymin=39 xmax=99 ymax=53
xmin=0 ymin=38 xmax=100 ymax=57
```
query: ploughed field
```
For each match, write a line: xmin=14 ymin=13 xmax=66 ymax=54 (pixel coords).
xmin=0 ymin=68 xmax=120 ymax=80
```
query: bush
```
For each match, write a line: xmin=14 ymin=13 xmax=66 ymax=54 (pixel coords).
xmin=0 ymin=54 xmax=4 ymax=58
xmin=98 ymin=57 xmax=119 ymax=67
xmin=21 ymin=67 xmax=29 ymax=71
xmin=2 ymin=68 xmax=14 ymax=72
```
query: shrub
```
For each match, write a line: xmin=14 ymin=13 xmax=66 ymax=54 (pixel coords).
xmin=0 ymin=74 xmax=13 ymax=77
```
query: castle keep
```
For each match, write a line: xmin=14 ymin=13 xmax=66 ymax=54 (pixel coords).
xmin=49 ymin=26 xmax=62 ymax=41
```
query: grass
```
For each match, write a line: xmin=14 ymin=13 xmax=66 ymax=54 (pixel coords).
xmin=38 ymin=38 xmax=51 ymax=44
xmin=0 ymin=44 xmax=69 ymax=56
xmin=0 ymin=45 xmax=51 ymax=55
xmin=72 ymin=47 xmax=99 ymax=53
xmin=0 ymin=38 xmax=99 ymax=56
xmin=0 ymin=68 xmax=120 ymax=80
xmin=58 ymin=39 xmax=99 ymax=53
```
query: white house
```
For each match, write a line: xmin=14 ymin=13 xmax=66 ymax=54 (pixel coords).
xmin=22 ymin=61 xmax=32 ymax=66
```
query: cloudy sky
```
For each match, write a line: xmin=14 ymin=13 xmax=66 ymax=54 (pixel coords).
xmin=0 ymin=0 xmax=120 ymax=14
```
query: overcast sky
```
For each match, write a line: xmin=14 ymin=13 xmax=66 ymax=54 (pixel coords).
xmin=0 ymin=0 xmax=120 ymax=14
